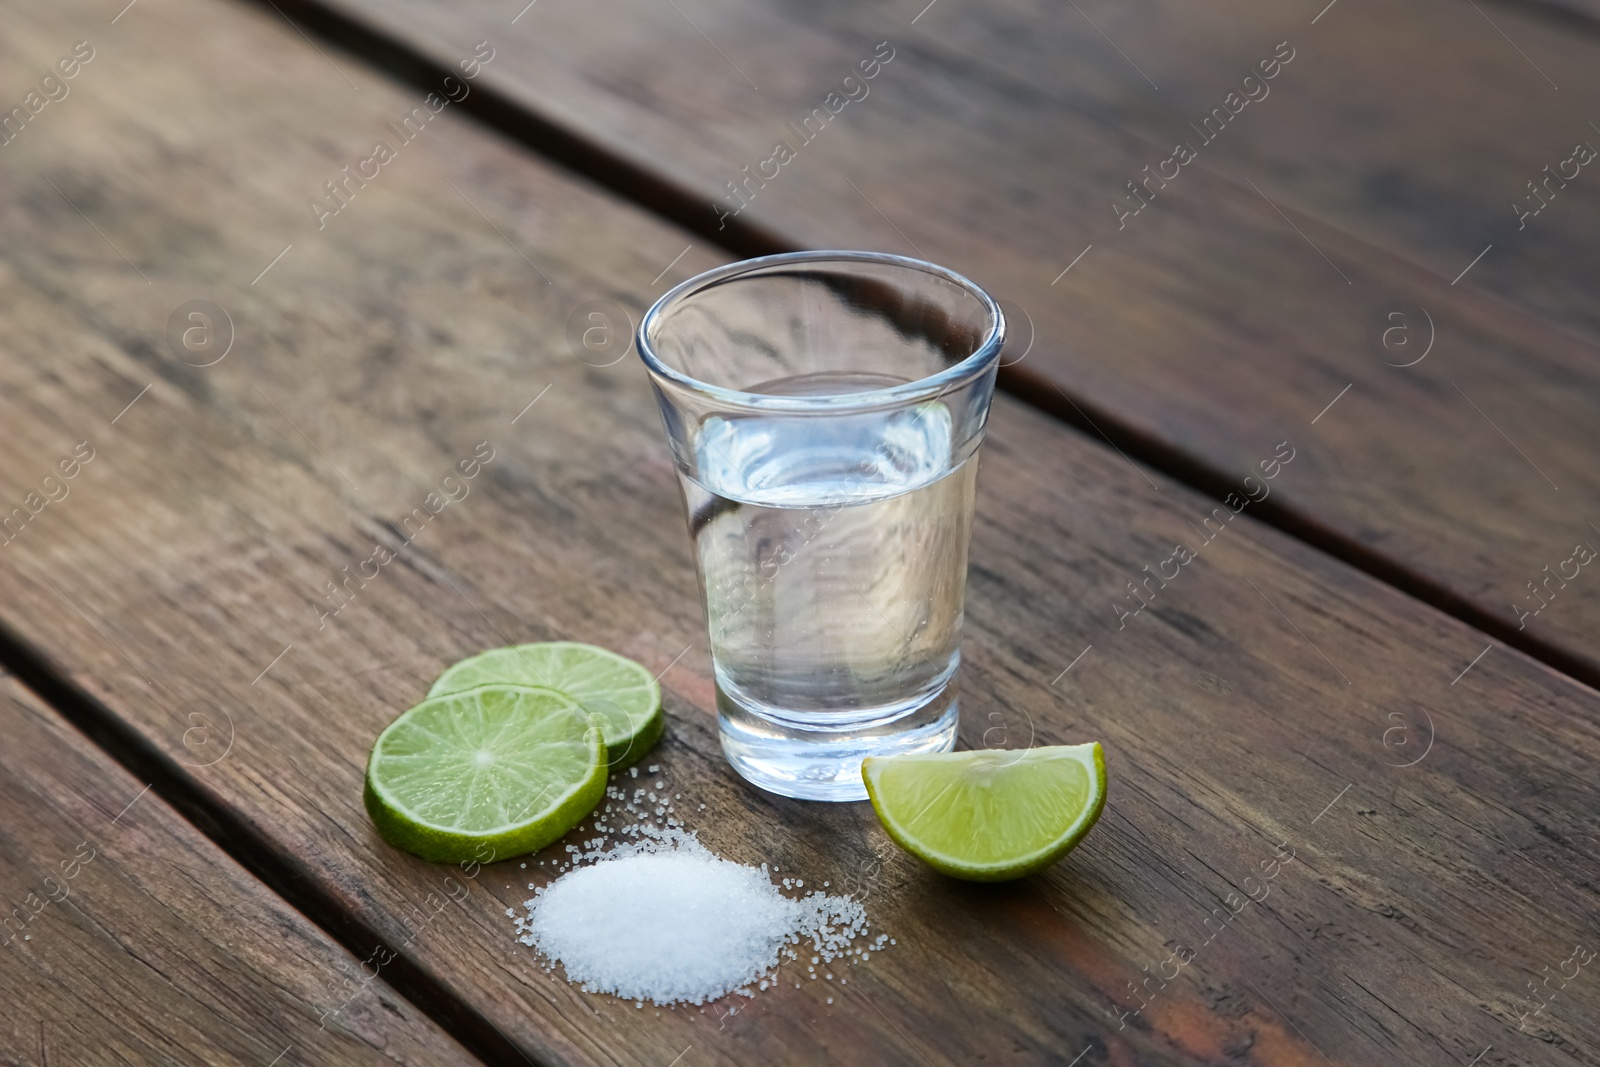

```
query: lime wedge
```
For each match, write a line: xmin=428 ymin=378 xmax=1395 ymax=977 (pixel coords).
xmin=429 ymin=642 xmax=662 ymax=768
xmin=862 ymin=743 xmax=1106 ymax=882
xmin=365 ymin=684 xmax=606 ymax=863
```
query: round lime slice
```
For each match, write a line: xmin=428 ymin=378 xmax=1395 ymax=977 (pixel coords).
xmin=862 ymin=743 xmax=1107 ymax=882
xmin=428 ymin=642 xmax=662 ymax=767
xmin=365 ymin=684 xmax=606 ymax=863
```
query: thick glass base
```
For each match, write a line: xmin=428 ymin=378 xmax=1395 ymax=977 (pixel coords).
xmin=717 ymin=684 xmax=959 ymax=801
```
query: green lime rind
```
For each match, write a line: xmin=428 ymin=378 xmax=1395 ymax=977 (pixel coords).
xmin=862 ymin=743 xmax=1107 ymax=883
xmin=365 ymin=684 xmax=607 ymax=863
xmin=428 ymin=642 xmax=662 ymax=768
xmin=595 ymin=701 xmax=665 ymax=768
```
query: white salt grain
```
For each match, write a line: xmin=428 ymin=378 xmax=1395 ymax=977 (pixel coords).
xmin=513 ymin=773 xmax=884 ymax=1007
xmin=521 ymin=850 xmax=796 ymax=1005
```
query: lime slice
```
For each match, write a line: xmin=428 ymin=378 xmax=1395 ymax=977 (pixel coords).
xmin=862 ymin=743 xmax=1106 ymax=882
xmin=365 ymin=684 xmax=606 ymax=863
xmin=429 ymin=642 xmax=662 ymax=768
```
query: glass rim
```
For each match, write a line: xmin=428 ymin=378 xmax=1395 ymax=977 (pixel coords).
xmin=635 ymin=250 xmax=1006 ymax=414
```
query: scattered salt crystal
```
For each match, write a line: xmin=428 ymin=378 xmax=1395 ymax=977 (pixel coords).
xmin=648 ymin=765 xmax=659 ymax=773
xmin=827 ymin=997 xmax=834 ymax=1004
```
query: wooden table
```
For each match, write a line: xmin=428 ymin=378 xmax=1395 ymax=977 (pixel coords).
xmin=1 ymin=0 xmax=1595 ymax=1063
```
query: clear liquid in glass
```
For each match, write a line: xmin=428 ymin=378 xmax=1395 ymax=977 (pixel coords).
xmin=680 ymin=372 xmax=970 ymax=799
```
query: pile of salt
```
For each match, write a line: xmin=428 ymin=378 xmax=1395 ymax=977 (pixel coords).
xmin=512 ymin=779 xmax=887 ymax=1006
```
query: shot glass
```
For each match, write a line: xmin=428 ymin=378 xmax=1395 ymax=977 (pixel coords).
xmin=637 ymin=251 xmax=1005 ymax=801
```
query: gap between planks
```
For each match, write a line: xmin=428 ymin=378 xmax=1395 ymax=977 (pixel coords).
xmin=0 ymin=621 xmax=536 ymax=1067
xmin=9 ymin=0 xmax=1595 ymax=1062
xmin=1 ymin=4 xmax=1596 ymax=1062
xmin=228 ymin=0 xmax=1600 ymax=697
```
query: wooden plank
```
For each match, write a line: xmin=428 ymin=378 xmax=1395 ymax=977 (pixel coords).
xmin=0 ymin=674 xmax=471 ymax=1065
xmin=1462 ymin=0 xmax=1600 ymax=33
xmin=298 ymin=0 xmax=1600 ymax=682
xmin=0 ymin=0 xmax=1597 ymax=1064
xmin=306 ymin=0 xmax=1600 ymax=347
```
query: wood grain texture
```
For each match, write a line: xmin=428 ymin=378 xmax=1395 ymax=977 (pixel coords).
xmin=0 ymin=675 xmax=470 ymax=1066
xmin=1474 ymin=0 xmax=1600 ymax=32
xmin=0 ymin=0 xmax=1597 ymax=1064
xmin=306 ymin=0 xmax=1600 ymax=681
